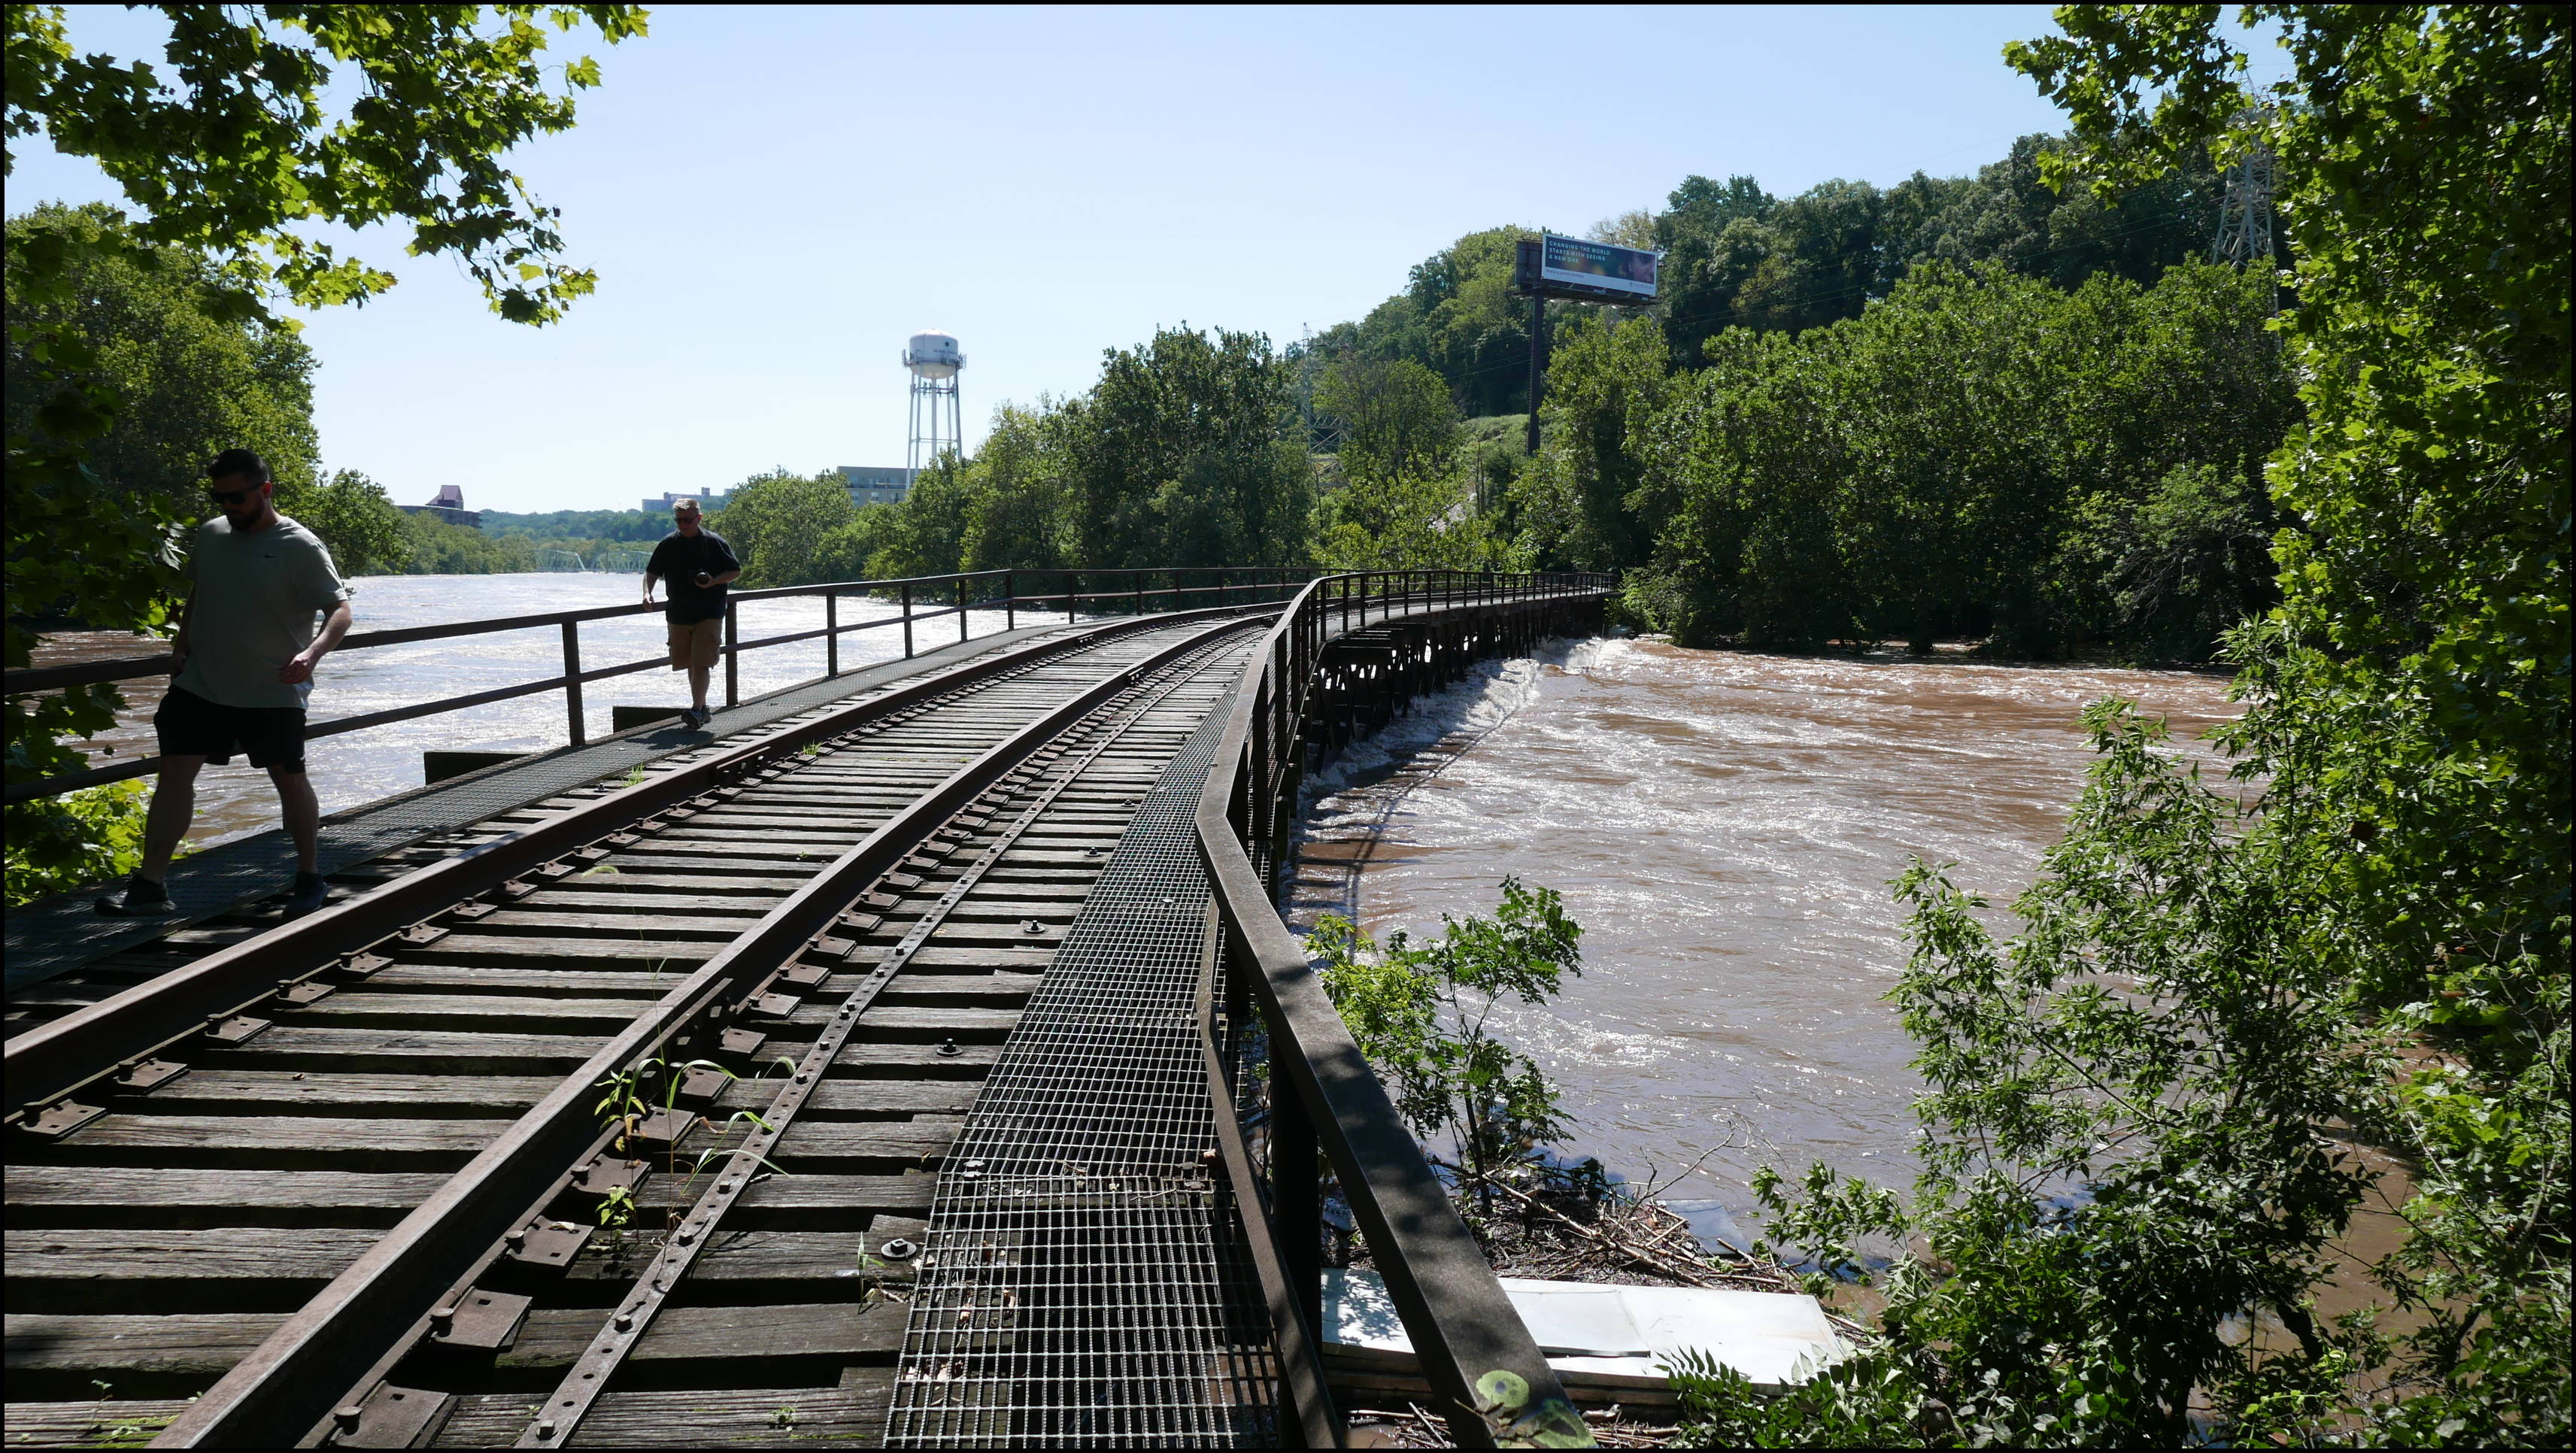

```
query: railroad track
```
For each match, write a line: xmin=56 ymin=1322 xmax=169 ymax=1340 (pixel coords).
xmin=5 ymin=612 xmax=1269 ymax=1448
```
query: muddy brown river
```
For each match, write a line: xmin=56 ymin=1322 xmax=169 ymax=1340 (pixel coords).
xmin=1285 ymin=636 xmax=2241 ymax=1245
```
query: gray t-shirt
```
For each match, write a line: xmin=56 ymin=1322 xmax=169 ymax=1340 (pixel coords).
xmin=173 ymin=513 xmax=351 ymax=710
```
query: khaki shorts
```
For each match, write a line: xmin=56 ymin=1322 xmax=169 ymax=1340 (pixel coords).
xmin=668 ymin=617 xmax=722 ymax=671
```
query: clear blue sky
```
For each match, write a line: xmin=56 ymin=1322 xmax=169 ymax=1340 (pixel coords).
xmin=11 ymin=4 xmax=2235 ymax=514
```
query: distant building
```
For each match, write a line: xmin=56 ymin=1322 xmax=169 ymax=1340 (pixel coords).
xmin=400 ymin=483 xmax=480 ymax=528
xmin=839 ymin=466 xmax=912 ymax=509
xmin=642 ymin=487 xmax=730 ymax=514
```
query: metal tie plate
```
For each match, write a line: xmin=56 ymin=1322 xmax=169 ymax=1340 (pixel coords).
xmin=204 ymin=1014 xmax=272 ymax=1045
xmin=430 ymin=1290 xmax=532 ymax=1351
xmin=505 ymin=1218 xmax=594 ymax=1268
xmin=328 ymin=1384 xmax=452 ymax=1448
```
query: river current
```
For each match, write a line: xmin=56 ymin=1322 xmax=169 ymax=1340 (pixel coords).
xmin=1284 ymin=635 xmax=2240 ymax=1245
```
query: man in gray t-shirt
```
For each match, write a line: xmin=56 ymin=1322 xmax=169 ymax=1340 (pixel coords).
xmin=98 ymin=448 xmax=355 ymax=919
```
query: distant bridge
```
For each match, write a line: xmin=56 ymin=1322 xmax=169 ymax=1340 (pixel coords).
xmin=4 ymin=569 xmax=1614 ymax=1448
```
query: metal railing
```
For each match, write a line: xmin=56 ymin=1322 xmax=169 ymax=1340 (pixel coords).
xmin=1194 ymin=569 xmax=1616 ymax=1447
xmin=3 ymin=566 xmax=1315 ymax=805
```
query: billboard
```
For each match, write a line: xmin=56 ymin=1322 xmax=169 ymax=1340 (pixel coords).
xmin=1538 ymin=233 xmax=1660 ymax=299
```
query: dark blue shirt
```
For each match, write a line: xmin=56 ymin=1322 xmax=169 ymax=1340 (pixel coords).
xmin=647 ymin=529 xmax=740 ymax=624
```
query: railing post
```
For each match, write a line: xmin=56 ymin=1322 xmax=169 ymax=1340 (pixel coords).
xmin=957 ymin=576 xmax=969 ymax=645
xmin=1067 ymin=569 xmax=1078 ymax=624
xmin=1272 ymin=1071 xmax=1324 ymax=1350
xmin=1005 ymin=569 xmax=1016 ymax=632
xmin=825 ymin=592 xmax=839 ymax=678
xmin=902 ymin=583 xmax=915 ymax=659
xmin=1135 ymin=572 xmax=1146 ymax=618
xmin=724 ymin=600 xmax=739 ymax=708
xmin=561 ymin=620 xmax=585 ymax=747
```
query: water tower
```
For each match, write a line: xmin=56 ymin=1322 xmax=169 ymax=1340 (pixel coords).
xmin=903 ymin=330 xmax=964 ymax=480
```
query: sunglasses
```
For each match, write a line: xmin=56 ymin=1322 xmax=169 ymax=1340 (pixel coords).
xmin=211 ymin=486 xmax=260 ymax=505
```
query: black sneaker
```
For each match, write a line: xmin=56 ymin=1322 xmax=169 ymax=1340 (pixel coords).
xmin=95 ymin=876 xmax=174 ymax=917
xmin=283 ymin=871 xmax=329 ymax=918
xmin=684 ymin=706 xmax=711 ymax=730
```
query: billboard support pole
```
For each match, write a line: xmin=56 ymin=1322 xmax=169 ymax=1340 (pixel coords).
xmin=1525 ymin=290 xmax=1545 ymax=456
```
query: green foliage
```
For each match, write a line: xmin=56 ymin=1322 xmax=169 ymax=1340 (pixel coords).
xmin=396 ymin=511 xmax=537 ymax=575
xmin=5 ymin=2 xmax=639 ymax=905
xmin=1314 ymin=467 xmax=1513 ymax=572
xmin=703 ymin=468 xmax=854 ymax=587
xmin=478 ymin=508 xmax=670 ymax=543
xmin=1066 ymin=326 xmax=1313 ymax=569
xmin=1309 ymin=355 xmax=1513 ymax=571
xmin=1309 ymin=878 xmax=1582 ymax=1194
xmin=6 ymin=3 xmax=646 ymax=324
xmin=1511 ymin=314 xmax=1672 ymax=573
xmin=5 ymin=203 xmax=320 ymax=526
xmin=280 ymin=468 xmax=409 ymax=578
xmin=1322 ymin=226 xmax=1541 ymax=419
xmin=957 ymin=404 xmax=1072 ymax=572
xmin=1637 ymin=259 xmax=2288 ymax=656
xmin=1315 ymin=355 xmax=1458 ymax=484
xmin=4 ymin=777 xmax=151 ymax=905
xmin=1685 ymin=9 xmax=2569 ymax=1445
xmin=858 ymin=454 xmax=972 ymax=581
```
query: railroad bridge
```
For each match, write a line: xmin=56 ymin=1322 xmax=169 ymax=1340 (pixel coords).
xmin=5 ymin=569 xmax=1613 ymax=1449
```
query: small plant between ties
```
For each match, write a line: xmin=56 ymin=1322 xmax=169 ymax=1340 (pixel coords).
xmin=592 ymin=1054 xmax=797 ymax=1248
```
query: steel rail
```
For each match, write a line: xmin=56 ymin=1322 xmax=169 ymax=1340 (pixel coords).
xmin=508 ymin=627 xmax=1258 ymax=1448
xmin=1195 ymin=572 xmax=1612 ymax=1449
xmin=4 ymin=604 xmax=1260 ymax=1118
xmin=144 ymin=614 xmax=1267 ymax=1448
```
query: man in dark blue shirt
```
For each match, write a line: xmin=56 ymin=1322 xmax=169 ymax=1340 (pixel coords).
xmin=642 ymin=499 xmax=742 ymax=730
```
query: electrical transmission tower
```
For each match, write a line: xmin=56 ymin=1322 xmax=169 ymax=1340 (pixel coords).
xmin=2212 ymin=144 xmax=2276 ymax=266
xmin=2212 ymin=109 xmax=2279 ymax=311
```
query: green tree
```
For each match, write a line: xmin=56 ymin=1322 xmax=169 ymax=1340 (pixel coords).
xmin=4 ymin=202 xmax=320 ymax=517
xmin=281 ymin=467 xmax=409 ymax=578
xmin=1340 ymin=227 xmax=1543 ymax=417
xmin=1063 ymin=326 xmax=1312 ymax=569
xmin=704 ymin=468 xmax=856 ymax=588
xmin=397 ymin=512 xmax=536 ymax=575
xmin=1631 ymin=257 xmax=2288 ymax=656
xmin=860 ymin=453 xmax=972 ymax=580
xmin=1309 ymin=878 xmax=1584 ymax=1202
xmin=2011 ymin=6 xmax=2569 ymax=1433
xmin=1515 ymin=313 xmax=1671 ymax=573
xmin=6 ymin=2 xmax=644 ymax=890
xmin=1313 ymin=355 xmax=1459 ymax=484
xmin=957 ymin=405 xmax=1070 ymax=572
xmin=1685 ymin=8 xmax=2568 ymax=1443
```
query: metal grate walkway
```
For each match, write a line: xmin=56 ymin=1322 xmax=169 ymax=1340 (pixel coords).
xmin=887 ymin=652 xmax=1276 ymax=1448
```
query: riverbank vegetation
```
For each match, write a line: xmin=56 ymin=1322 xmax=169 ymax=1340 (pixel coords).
xmin=1306 ymin=882 xmax=1814 ymax=1314
xmin=1303 ymin=9 xmax=2565 ymax=1447
xmin=1669 ymin=10 xmax=2567 ymax=1445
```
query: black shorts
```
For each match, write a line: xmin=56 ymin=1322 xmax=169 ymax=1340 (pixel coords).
xmin=153 ymin=685 xmax=308 ymax=773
